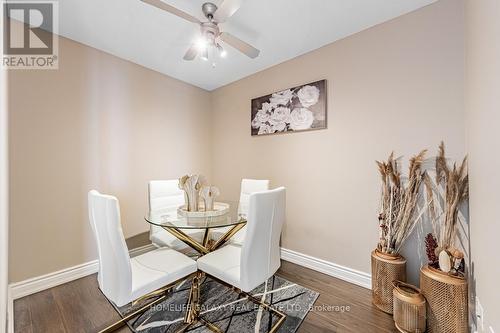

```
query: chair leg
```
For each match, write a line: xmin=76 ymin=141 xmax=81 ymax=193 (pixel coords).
xmin=239 ymin=290 xmax=287 ymax=333
xmin=183 ymin=272 xmax=200 ymax=323
xmin=174 ymin=322 xmax=193 ymax=333
xmin=99 ymin=294 xmax=167 ymax=333
xmin=199 ymin=317 xmax=224 ymax=333
xmin=192 ymin=288 xmax=286 ymax=333
xmin=99 ymin=273 xmax=199 ymax=332
xmin=201 ymin=273 xmax=287 ymax=333
xmin=132 ymin=285 xmax=172 ymax=306
xmin=178 ymin=272 xmax=225 ymax=333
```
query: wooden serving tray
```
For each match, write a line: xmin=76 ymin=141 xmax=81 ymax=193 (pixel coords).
xmin=177 ymin=202 xmax=230 ymax=218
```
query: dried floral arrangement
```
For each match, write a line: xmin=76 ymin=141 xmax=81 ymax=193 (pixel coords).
xmin=425 ymin=233 xmax=439 ymax=267
xmin=423 ymin=142 xmax=468 ymax=275
xmin=376 ymin=150 xmax=427 ymax=255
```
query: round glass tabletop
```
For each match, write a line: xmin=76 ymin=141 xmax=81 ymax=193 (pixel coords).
xmin=144 ymin=201 xmax=246 ymax=229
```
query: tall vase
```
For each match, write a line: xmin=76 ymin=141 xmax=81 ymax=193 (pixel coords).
xmin=420 ymin=265 xmax=468 ymax=333
xmin=186 ymin=192 xmax=199 ymax=212
xmin=181 ymin=175 xmax=200 ymax=212
xmin=200 ymin=186 xmax=219 ymax=211
xmin=371 ymin=249 xmax=407 ymax=314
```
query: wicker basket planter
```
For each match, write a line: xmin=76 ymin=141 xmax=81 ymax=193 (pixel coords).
xmin=420 ymin=265 xmax=468 ymax=333
xmin=393 ymin=281 xmax=426 ymax=333
xmin=371 ymin=249 xmax=407 ymax=314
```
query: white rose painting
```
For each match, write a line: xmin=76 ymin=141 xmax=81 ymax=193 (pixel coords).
xmin=251 ymin=80 xmax=326 ymax=136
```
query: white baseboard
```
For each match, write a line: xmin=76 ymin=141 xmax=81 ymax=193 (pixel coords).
xmin=9 ymin=245 xmax=371 ymax=300
xmin=7 ymin=244 xmax=371 ymax=331
xmin=9 ymin=244 xmax=157 ymax=301
xmin=280 ymin=247 xmax=372 ymax=289
xmin=9 ymin=260 xmax=99 ymax=300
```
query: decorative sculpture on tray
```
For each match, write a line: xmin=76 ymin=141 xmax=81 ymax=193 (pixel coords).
xmin=178 ymin=174 xmax=228 ymax=216
xmin=200 ymin=186 xmax=220 ymax=211
xmin=179 ymin=174 xmax=207 ymax=212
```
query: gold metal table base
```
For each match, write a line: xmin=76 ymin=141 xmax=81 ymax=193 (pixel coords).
xmin=205 ymin=273 xmax=287 ymax=333
xmin=165 ymin=223 xmax=286 ymax=333
xmin=161 ymin=222 xmax=246 ymax=254
xmin=101 ymin=221 xmax=286 ymax=333
xmin=175 ymin=271 xmax=286 ymax=333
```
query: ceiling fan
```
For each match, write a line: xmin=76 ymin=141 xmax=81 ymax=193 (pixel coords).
xmin=140 ymin=0 xmax=260 ymax=61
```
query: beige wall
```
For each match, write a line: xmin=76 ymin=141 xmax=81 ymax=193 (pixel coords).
xmin=211 ymin=0 xmax=465 ymax=274
xmin=8 ymin=0 xmax=472 ymax=293
xmin=465 ymin=0 xmax=500 ymax=331
xmin=8 ymin=35 xmax=211 ymax=282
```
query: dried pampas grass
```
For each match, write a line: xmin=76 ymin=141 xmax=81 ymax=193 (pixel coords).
xmin=376 ymin=149 xmax=427 ymax=254
xmin=425 ymin=142 xmax=468 ymax=250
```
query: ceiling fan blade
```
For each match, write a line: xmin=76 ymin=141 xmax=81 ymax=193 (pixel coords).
xmin=219 ymin=32 xmax=260 ymax=58
xmin=214 ymin=0 xmax=244 ymax=23
xmin=141 ymin=0 xmax=201 ymax=24
xmin=183 ymin=44 xmax=198 ymax=61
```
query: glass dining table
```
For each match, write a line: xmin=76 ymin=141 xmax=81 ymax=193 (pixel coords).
xmin=144 ymin=201 xmax=247 ymax=255
xmin=143 ymin=201 xmax=247 ymax=331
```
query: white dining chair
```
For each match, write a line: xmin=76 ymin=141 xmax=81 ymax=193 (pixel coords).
xmin=213 ymin=179 xmax=269 ymax=244
xmin=197 ymin=187 xmax=286 ymax=292
xmin=88 ymin=190 xmax=197 ymax=332
xmin=237 ymin=179 xmax=270 ymax=216
xmin=148 ymin=180 xmax=203 ymax=249
xmin=197 ymin=187 xmax=286 ymax=331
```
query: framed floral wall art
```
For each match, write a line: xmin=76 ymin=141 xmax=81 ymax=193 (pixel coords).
xmin=251 ymin=79 xmax=327 ymax=136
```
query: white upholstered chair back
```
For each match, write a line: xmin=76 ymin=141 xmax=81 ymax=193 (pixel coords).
xmin=148 ymin=180 xmax=185 ymax=239
xmin=238 ymin=179 xmax=270 ymax=216
xmin=148 ymin=180 xmax=185 ymax=211
xmin=88 ymin=190 xmax=132 ymax=306
xmin=240 ymin=187 xmax=286 ymax=291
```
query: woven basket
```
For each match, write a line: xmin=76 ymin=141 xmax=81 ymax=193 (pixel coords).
xmin=393 ymin=281 xmax=426 ymax=333
xmin=371 ymin=249 xmax=407 ymax=314
xmin=420 ymin=265 xmax=468 ymax=333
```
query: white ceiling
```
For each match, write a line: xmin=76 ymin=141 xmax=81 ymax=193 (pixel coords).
xmin=58 ymin=0 xmax=437 ymax=91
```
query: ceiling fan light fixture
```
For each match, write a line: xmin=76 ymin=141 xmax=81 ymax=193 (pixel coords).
xmin=201 ymin=48 xmax=209 ymax=61
xmin=217 ymin=44 xmax=227 ymax=58
xmin=142 ymin=0 xmax=261 ymax=62
xmin=195 ymin=37 xmax=207 ymax=51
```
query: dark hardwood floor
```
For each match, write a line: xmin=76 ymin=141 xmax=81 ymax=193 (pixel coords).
xmin=278 ymin=261 xmax=396 ymax=332
xmin=13 ymin=260 xmax=396 ymax=333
